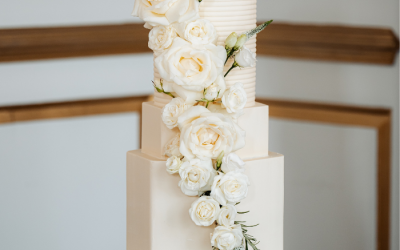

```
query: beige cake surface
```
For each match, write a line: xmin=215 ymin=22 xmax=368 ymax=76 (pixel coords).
xmin=153 ymin=0 xmax=257 ymax=108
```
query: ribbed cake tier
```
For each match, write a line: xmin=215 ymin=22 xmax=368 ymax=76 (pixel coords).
xmin=141 ymin=101 xmax=269 ymax=160
xmin=153 ymin=0 xmax=257 ymax=108
xmin=127 ymin=150 xmax=283 ymax=250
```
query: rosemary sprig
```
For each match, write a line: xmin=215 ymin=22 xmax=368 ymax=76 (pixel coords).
xmin=234 ymin=221 xmax=261 ymax=250
xmin=244 ymin=20 xmax=273 ymax=39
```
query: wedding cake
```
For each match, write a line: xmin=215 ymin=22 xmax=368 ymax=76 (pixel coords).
xmin=127 ymin=0 xmax=284 ymax=249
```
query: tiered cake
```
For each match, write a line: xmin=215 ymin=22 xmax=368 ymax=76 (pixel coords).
xmin=127 ymin=0 xmax=284 ymax=249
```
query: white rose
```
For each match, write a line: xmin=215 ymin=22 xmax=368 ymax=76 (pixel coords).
xmin=162 ymin=97 xmax=190 ymax=129
xmin=207 ymin=103 xmax=244 ymax=123
xmin=132 ymin=0 xmax=200 ymax=28
xmin=166 ymin=156 xmax=182 ymax=174
xmin=175 ymin=19 xmax=218 ymax=46
xmin=155 ymin=37 xmax=226 ymax=92
xmin=204 ymin=74 xmax=226 ymax=100
xmin=148 ymin=25 xmax=177 ymax=55
xmin=164 ymin=133 xmax=182 ymax=157
xmin=221 ymin=83 xmax=247 ymax=113
xmin=178 ymin=158 xmax=216 ymax=196
xmin=216 ymin=204 xmax=237 ymax=227
xmin=189 ymin=196 xmax=220 ymax=226
xmin=211 ymin=170 xmax=249 ymax=206
xmin=211 ymin=225 xmax=243 ymax=250
xmin=235 ymin=46 xmax=256 ymax=68
xmin=221 ymin=153 xmax=245 ymax=173
xmin=177 ymin=106 xmax=246 ymax=160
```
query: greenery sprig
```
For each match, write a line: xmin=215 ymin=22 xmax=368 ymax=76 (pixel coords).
xmin=224 ymin=61 xmax=239 ymax=77
xmin=195 ymin=98 xmax=222 ymax=108
xmin=244 ymin=20 xmax=273 ymax=39
xmin=199 ymin=190 xmax=211 ymax=197
xmin=152 ymin=79 xmax=175 ymax=98
xmin=234 ymin=219 xmax=260 ymax=250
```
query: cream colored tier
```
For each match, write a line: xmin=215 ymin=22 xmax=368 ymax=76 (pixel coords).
xmin=127 ymin=150 xmax=283 ymax=250
xmin=153 ymin=0 xmax=257 ymax=108
xmin=141 ymin=101 xmax=269 ymax=160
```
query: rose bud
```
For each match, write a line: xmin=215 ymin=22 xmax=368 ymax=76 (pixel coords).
xmin=225 ymin=32 xmax=238 ymax=51
xmin=233 ymin=34 xmax=248 ymax=50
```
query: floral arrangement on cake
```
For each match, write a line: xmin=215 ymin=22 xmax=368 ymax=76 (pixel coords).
xmin=133 ymin=1 xmax=272 ymax=249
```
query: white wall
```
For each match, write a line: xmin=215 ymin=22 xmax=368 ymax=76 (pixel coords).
xmin=257 ymin=1 xmax=399 ymax=249
xmin=0 ymin=0 xmax=398 ymax=250
xmin=0 ymin=113 xmax=139 ymax=250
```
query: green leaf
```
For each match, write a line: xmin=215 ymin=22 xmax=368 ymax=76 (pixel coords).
xmin=241 ymin=224 xmax=259 ymax=228
xmin=216 ymin=151 xmax=224 ymax=171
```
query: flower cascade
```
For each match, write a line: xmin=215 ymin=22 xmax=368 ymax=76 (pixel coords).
xmin=133 ymin=2 xmax=272 ymax=249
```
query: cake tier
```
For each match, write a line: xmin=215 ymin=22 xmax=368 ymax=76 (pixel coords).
xmin=127 ymin=149 xmax=284 ymax=250
xmin=141 ymin=101 xmax=269 ymax=160
xmin=153 ymin=0 xmax=257 ymax=108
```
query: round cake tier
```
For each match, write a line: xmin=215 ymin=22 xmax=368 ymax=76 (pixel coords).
xmin=153 ymin=0 xmax=257 ymax=107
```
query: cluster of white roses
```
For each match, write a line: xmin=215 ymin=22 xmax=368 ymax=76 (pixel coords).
xmin=132 ymin=1 xmax=272 ymax=249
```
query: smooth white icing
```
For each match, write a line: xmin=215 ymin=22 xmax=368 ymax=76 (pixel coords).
xmin=153 ymin=0 xmax=257 ymax=108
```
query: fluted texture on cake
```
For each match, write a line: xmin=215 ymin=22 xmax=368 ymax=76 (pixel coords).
xmin=153 ymin=0 xmax=257 ymax=107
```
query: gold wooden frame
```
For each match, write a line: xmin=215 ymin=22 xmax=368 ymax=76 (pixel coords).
xmin=0 ymin=96 xmax=391 ymax=250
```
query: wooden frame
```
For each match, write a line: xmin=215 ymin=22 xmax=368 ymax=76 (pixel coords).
xmin=0 ymin=22 xmax=398 ymax=64
xmin=0 ymin=96 xmax=391 ymax=250
xmin=256 ymin=98 xmax=391 ymax=250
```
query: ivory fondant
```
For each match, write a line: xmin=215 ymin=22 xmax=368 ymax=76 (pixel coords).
xmin=127 ymin=150 xmax=283 ymax=250
xmin=153 ymin=0 xmax=257 ymax=108
xmin=141 ymin=102 xmax=179 ymax=159
xmin=141 ymin=101 xmax=269 ymax=160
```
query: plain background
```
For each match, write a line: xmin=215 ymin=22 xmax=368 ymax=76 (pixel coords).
xmin=0 ymin=0 xmax=398 ymax=250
